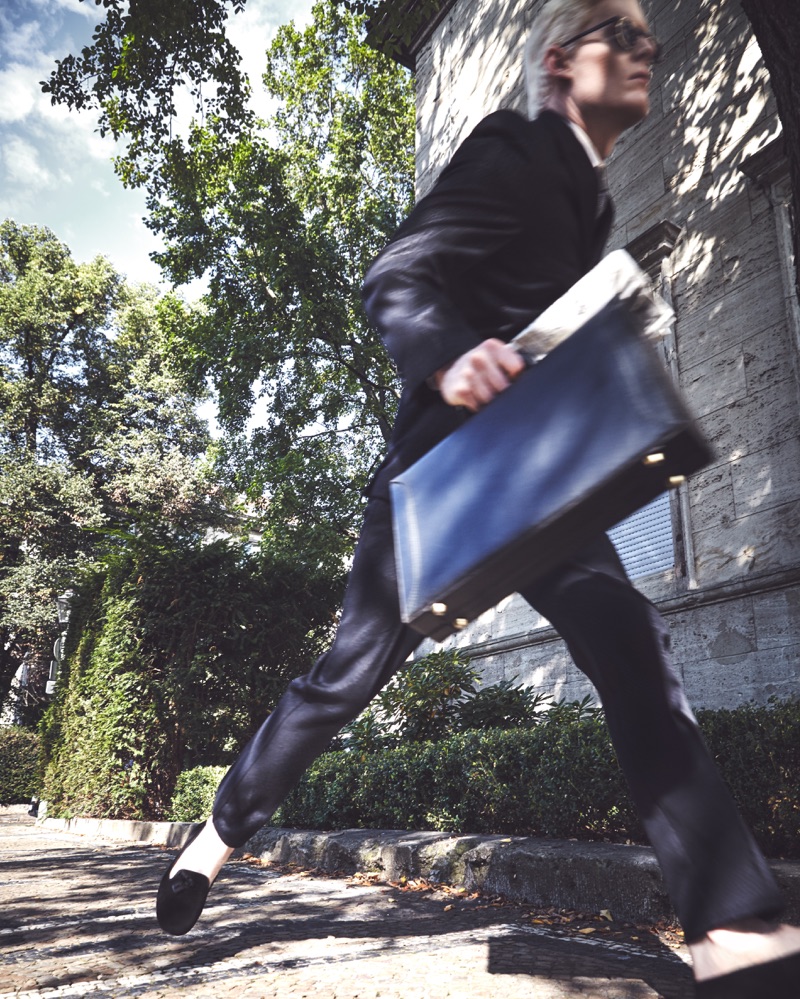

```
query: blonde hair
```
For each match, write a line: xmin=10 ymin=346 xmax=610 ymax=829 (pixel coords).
xmin=524 ymin=0 xmax=608 ymax=118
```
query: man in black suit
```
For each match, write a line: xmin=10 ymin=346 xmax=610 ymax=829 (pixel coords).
xmin=158 ymin=2 xmax=800 ymax=991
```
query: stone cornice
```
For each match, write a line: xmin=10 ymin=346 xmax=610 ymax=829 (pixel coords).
xmin=367 ymin=0 xmax=459 ymax=69
xmin=625 ymin=219 xmax=683 ymax=280
xmin=440 ymin=565 xmax=800 ymax=661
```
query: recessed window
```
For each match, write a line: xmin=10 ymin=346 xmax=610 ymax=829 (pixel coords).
xmin=609 ymin=491 xmax=674 ymax=579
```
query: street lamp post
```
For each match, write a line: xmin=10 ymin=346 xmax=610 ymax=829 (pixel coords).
xmin=47 ymin=590 xmax=74 ymax=696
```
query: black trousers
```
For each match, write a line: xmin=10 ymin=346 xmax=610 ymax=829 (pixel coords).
xmin=212 ymin=497 xmax=783 ymax=941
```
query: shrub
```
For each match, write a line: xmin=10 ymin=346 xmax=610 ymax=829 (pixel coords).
xmin=377 ymin=649 xmax=479 ymax=742
xmin=698 ymin=699 xmax=800 ymax=858
xmin=0 ymin=727 xmax=41 ymax=804
xmin=272 ymin=699 xmax=800 ymax=858
xmin=168 ymin=765 xmax=227 ymax=821
xmin=276 ymin=718 xmax=641 ymax=841
xmin=456 ymin=677 xmax=552 ymax=731
xmin=39 ymin=533 xmax=342 ymax=822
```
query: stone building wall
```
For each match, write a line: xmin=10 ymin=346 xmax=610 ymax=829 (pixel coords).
xmin=406 ymin=0 xmax=800 ymax=709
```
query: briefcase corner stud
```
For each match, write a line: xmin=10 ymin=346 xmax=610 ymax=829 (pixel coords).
xmin=642 ymin=453 xmax=689 ymax=488
xmin=428 ymin=603 xmax=469 ymax=631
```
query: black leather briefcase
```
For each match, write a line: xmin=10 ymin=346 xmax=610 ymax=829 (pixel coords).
xmin=389 ymin=296 xmax=712 ymax=642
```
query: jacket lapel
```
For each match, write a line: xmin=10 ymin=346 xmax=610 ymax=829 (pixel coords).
xmin=535 ymin=111 xmax=609 ymax=270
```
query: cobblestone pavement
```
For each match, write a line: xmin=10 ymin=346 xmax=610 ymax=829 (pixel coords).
xmin=1 ymin=809 xmax=695 ymax=998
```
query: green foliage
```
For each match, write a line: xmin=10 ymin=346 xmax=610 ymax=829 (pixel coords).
xmin=276 ymin=720 xmax=639 ymax=840
xmin=376 ymin=650 xmax=480 ymax=743
xmin=340 ymin=658 xmax=554 ymax=748
xmin=149 ymin=3 xmax=414 ymax=566
xmin=29 ymin=5 xmax=414 ymax=825
xmin=45 ymin=5 xmax=415 ymax=570
xmin=0 ymin=727 xmax=41 ymax=804
xmin=274 ymin=700 xmax=800 ymax=857
xmin=41 ymin=0 xmax=425 ymax=187
xmin=456 ymin=676 xmax=552 ymax=731
xmin=339 ymin=706 xmax=393 ymax=754
xmin=168 ymin=765 xmax=227 ymax=822
xmin=42 ymin=0 xmax=252 ymax=190
xmin=0 ymin=221 xmax=222 ymax=721
xmin=698 ymin=700 xmax=800 ymax=859
xmin=0 ymin=220 xmax=120 ymax=459
xmin=342 ymin=0 xmax=446 ymax=60
xmin=40 ymin=533 xmax=343 ymax=821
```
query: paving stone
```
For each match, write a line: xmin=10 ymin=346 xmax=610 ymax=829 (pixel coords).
xmin=0 ymin=808 xmax=694 ymax=998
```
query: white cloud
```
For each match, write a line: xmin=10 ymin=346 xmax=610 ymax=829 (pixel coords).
xmin=228 ymin=0 xmax=315 ymax=119
xmin=1 ymin=17 xmax=45 ymax=62
xmin=0 ymin=64 xmax=41 ymax=123
xmin=2 ymin=135 xmax=56 ymax=189
xmin=46 ymin=0 xmax=104 ymax=21
xmin=0 ymin=0 xmax=318 ymax=287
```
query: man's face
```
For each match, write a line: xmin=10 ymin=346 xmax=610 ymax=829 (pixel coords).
xmin=562 ymin=0 xmax=657 ymax=132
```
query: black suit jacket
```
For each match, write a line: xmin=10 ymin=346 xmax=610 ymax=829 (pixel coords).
xmin=362 ymin=109 xmax=612 ymax=499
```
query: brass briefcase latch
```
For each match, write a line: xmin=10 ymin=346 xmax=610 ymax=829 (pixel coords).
xmin=431 ymin=602 xmax=448 ymax=616
xmin=668 ymin=475 xmax=686 ymax=487
xmin=453 ymin=618 xmax=469 ymax=630
xmin=643 ymin=452 xmax=665 ymax=465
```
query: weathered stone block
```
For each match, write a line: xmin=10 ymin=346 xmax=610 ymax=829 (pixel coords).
xmin=742 ymin=321 xmax=798 ymax=397
xmin=732 ymin=438 xmax=800 ymax=518
xmin=665 ymin=596 xmax=756 ymax=666
xmin=693 ymin=501 xmax=800 ymax=582
xmin=682 ymin=343 xmax=747 ymax=417
xmin=687 ymin=461 xmax=735 ymax=533
xmin=697 ymin=372 xmax=798 ymax=464
xmin=753 ymin=586 xmax=800 ymax=651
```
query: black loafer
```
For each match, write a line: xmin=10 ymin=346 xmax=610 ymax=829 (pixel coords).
xmin=156 ymin=822 xmax=212 ymax=935
xmin=695 ymin=949 xmax=800 ymax=998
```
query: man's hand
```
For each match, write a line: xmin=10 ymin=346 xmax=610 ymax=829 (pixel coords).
xmin=434 ymin=338 xmax=525 ymax=412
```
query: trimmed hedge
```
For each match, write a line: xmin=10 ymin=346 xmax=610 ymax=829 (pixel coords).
xmin=39 ymin=535 xmax=342 ymax=822
xmin=168 ymin=700 xmax=800 ymax=858
xmin=168 ymin=766 xmax=227 ymax=822
xmin=0 ymin=727 xmax=41 ymax=804
xmin=698 ymin=702 xmax=800 ymax=858
xmin=274 ymin=721 xmax=642 ymax=841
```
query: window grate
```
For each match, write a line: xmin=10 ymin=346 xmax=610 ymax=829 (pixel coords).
xmin=609 ymin=491 xmax=674 ymax=579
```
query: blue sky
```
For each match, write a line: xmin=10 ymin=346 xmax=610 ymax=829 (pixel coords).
xmin=0 ymin=0 xmax=314 ymax=289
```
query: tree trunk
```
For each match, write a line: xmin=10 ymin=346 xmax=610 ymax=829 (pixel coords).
xmin=739 ymin=0 xmax=800 ymax=298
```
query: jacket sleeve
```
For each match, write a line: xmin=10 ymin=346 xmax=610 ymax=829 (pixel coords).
xmin=362 ymin=112 xmax=536 ymax=394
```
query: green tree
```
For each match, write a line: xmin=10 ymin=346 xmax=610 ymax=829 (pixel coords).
xmin=40 ymin=530 xmax=343 ymax=820
xmin=0 ymin=221 xmax=221 ymax=719
xmin=41 ymin=0 xmax=431 ymax=184
xmin=43 ymin=3 xmax=414 ymax=567
xmin=0 ymin=220 xmax=119 ymax=463
xmin=150 ymin=3 xmax=414 ymax=564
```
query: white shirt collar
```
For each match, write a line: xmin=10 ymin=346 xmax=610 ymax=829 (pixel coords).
xmin=566 ymin=120 xmax=604 ymax=168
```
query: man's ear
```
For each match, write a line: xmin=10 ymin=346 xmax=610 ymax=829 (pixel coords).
xmin=543 ymin=44 xmax=573 ymax=81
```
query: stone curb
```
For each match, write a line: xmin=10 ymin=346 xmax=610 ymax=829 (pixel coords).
xmin=36 ymin=812 xmax=800 ymax=926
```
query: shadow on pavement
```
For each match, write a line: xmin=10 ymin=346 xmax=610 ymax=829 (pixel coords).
xmin=2 ymin=835 xmax=691 ymax=997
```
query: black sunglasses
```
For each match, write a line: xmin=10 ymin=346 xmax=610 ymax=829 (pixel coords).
xmin=560 ymin=16 xmax=662 ymax=63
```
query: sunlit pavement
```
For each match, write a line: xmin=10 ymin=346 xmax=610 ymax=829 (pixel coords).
xmin=1 ymin=807 xmax=694 ymax=998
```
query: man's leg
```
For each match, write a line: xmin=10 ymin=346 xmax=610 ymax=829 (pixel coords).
xmin=518 ymin=535 xmax=783 ymax=942
xmin=212 ymin=497 xmax=421 ymax=848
